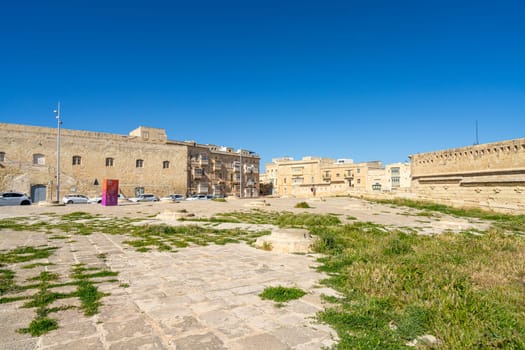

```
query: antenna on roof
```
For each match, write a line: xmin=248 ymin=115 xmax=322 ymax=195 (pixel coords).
xmin=474 ymin=120 xmax=479 ymax=145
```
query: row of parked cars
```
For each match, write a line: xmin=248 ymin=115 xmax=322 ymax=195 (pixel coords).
xmin=62 ymin=193 xmax=224 ymax=204
xmin=0 ymin=191 xmax=224 ymax=206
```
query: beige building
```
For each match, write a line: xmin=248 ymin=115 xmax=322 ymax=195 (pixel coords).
xmin=385 ymin=162 xmax=411 ymax=191
xmin=0 ymin=123 xmax=259 ymax=202
xmin=410 ymin=138 xmax=525 ymax=212
xmin=264 ymin=156 xmax=385 ymax=197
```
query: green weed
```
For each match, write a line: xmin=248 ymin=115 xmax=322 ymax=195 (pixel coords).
xmin=259 ymin=286 xmax=306 ymax=303
xmin=295 ymin=201 xmax=312 ymax=209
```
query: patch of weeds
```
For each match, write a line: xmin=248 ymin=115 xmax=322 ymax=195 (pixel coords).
xmin=22 ymin=262 xmax=55 ymax=269
xmin=19 ymin=317 xmax=58 ymax=336
xmin=0 ymin=246 xmax=58 ymax=265
xmin=261 ymin=241 xmax=273 ymax=251
xmin=61 ymin=212 xmax=97 ymax=221
xmin=371 ymin=198 xmax=525 ymax=234
xmin=313 ymin=222 xmax=525 ymax=349
xmin=346 ymin=215 xmax=357 ymax=220
xmin=96 ymin=253 xmax=107 ymax=261
xmin=212 ymin=198 xmax=227 ymax=202
xmin=119 ymin=283 xmax=130 ymax=288
xmin=295 ymin=201 xmax=312 ymax=209
xmin=260 ymin=286 xmax=306 ymax=303
xmin=49 ymin=235 xmax=69 ymax=240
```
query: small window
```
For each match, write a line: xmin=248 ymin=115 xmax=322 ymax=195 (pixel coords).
xmin=72 ymin=156 xmax=81 ymax=165
xmin=106 ymin=157 xmax=114 ymax=167
xmin=136 ymin=159 xmax=144 ymax=168
xmin=33 ymin=154 xmax=45 ymax=165
xmin=357 ymin=168 xmax=361 ymax=174
xmin=0 ymin=152 xmax=5 ymax=162
xmin=357 ymin=178 xmax=361 ymax=184
xmin=163 ymin=161 xmax=170 ymax=169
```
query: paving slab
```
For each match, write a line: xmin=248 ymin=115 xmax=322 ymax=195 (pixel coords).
xmin=0 ymin=197 xmax=493 ymax=349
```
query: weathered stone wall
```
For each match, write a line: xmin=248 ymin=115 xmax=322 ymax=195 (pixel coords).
xmin=0 ymin=123 xmax=188 ymax=199
xmin=410 ymin=138 xmax=525 ymax=213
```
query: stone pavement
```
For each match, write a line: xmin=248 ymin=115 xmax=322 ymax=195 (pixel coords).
xmin=0 ymin=230 xmax=338 ymax=350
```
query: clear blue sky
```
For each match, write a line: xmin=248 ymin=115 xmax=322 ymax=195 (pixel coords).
xmin=1 ymin=0 xmax=524 ymax=171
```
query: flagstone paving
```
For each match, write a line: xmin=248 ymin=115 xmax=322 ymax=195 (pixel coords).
xmin=0 ymin=196 xmax=491 ymax=349
xmin=0 ymin=230 xmax=337 ymax=350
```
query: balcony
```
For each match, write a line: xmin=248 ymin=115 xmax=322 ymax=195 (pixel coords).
xmin=193 ymin=168 xmax=203 ymax=179
xmin=322 ymin=173 xmax=331 ymax=181
xmin=246 ymin=166 xmax=259 ymax=174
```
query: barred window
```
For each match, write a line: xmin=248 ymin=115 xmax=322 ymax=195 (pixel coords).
xmin=72 ymin=156 xmax=82 ymax=165
xmin=136 ymin=159 xmax=144 ymax=168
xmin=163 ymin=161 xmax=170 ymax=169
xmin=106 ymin=157 xmax=114 ymax=167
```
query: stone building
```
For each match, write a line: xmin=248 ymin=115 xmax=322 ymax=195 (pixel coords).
xmin=385 ymin=162 xmax=411 ymax=191
xmin=264 ymin=156 xmax=385 ymax=197
xmin=410 ymin=138 xmax=525 ymax=212
xmin=0 ymin=123 xmax=259 ymax=202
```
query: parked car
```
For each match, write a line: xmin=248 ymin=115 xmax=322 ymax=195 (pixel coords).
xmin=0 ymin=192 xmax=32 ymax=206
xmin=160 ymin=194 xmax=185 ymax=202
xmin=63 ymin=194 xmax=89 ymax=204
xmin=88 ymin=194 xmax=125 ymax=204
xmin=186 ymin=194 xmax=209 ymax=201
xmin=129 ymin=194 xmax=159 ymax=202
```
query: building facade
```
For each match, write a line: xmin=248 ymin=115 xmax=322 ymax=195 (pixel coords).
xmin=264 ymin=156 xmax=386 ymax=197
xmin=0 ymin=123 xmax=259 ymax=202
xmin=410 ymin=138 xmax=525 ymax=212
xmin=385 ymin=162 xmax=411 ymax=191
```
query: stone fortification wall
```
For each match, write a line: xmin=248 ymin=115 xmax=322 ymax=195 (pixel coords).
xmin=410 ymin=138 xmax=525 ymax=213
xmin=0 ymin=123 xmax=188 ymax=199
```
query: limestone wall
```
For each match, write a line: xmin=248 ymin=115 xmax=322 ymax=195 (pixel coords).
xmin=0 ymin=123 xmax=187 ymax=199
xmin=410 ymin=138 xmax=525 ymax=213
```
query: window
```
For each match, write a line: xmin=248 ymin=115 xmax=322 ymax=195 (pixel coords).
xmin=292 ymin=177 xmax=304 ymax=185
xmin=136 ymin=159 xmax=144 ymax=168
xmin=0 ymin=152 xmax=4 ymax=162
xmin=357 ymin=168 xmax=361 ymax=174
xmin=106 ymin=157 xmax=114 ymax=167
xmin=357 ymin=178 xmax=361 ymax=184
xmin=163 ymin=161 xmax=170 ymax=169
xmin=33 ymin=154 xmax=45 ymax=165
xmin=72 ymin=156 xmax=81 ymax=165
xmin=392 ymin=177 xmax=400 ymax=187
xmin=372 ymin=183 xmax=382 ymax=191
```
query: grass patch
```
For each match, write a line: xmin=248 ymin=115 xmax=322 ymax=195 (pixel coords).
xmin=259 ymin=286 xmax=306 ymax=303
xmin=372 ymin=198 xmax=525 ymax=234
xmin=313 ymin=222 xmax=525 ymax=348
xmin=295 ymin=201 xmax=312 ymax=209
xmin=0 ymin=246 xmax=58 ymax=265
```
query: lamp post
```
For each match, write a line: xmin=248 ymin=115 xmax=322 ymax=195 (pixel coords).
xmin=54 ymin=102 xmax=62 ymax=202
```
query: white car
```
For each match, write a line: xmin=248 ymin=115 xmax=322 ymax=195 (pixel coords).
xmin=88 ymin=194 xmax=125 ymax=204
xmin=129 ymin=194 xmax=159 ymax=202
xmin=63 ymin=194 xmax=89 ymax=204
xmin=0 ymin=192 xmax=32 ymax=206
xmin=186 ymin=194 xmax=210 ymax=200
xmin=160 ymin=194 xmax=185 ymax=202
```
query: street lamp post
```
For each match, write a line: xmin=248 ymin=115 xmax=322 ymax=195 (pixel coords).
xmin=54 ymin=102 xmax=62 ymax=202
xmin=239 ymin=150 xmax=243 ymax=198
